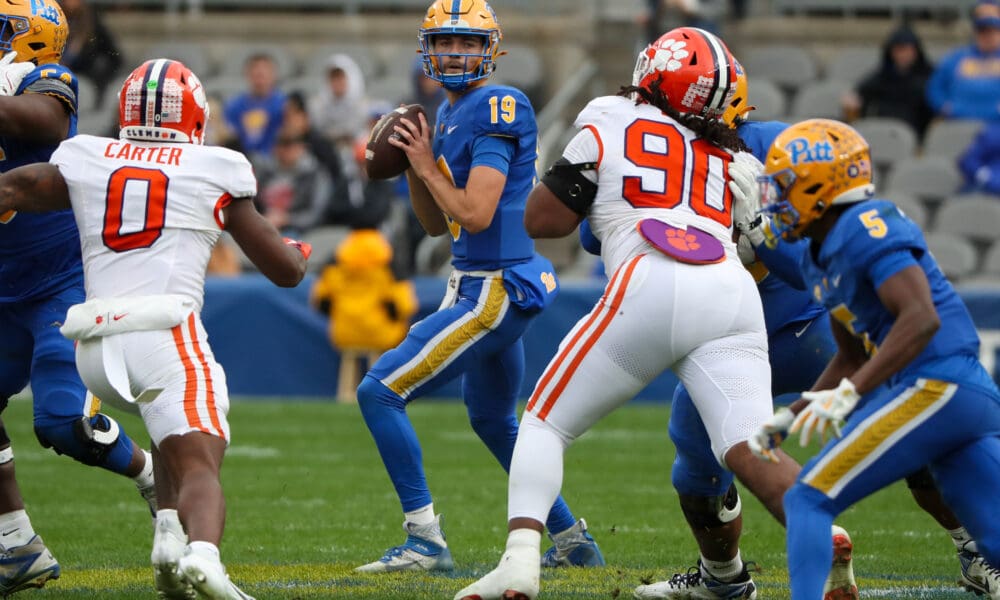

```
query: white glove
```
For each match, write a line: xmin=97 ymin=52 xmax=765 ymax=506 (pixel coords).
xmin=791 ymin=378 xmax=861 ymax=447
xmin=728 ymin=155 xmax=773 ymax=248
xmin=0 ymin=52 xmax=33 ymax=97
xmin=748 ymin=407 xmax=795 ymax=463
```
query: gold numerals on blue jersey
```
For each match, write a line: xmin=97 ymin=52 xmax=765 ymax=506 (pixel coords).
xmin=489 ymin=95 xmax=516 ymax=124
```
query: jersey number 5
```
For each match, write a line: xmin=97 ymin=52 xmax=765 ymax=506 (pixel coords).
xmin=622 ymin=119 xmax=733 ymax=228
xmin=103 ymin=166 xmax=168 ymax=252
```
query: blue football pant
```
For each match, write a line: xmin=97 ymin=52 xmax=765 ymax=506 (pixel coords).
xmin=357 ymin=274 xmax=578 ymax=534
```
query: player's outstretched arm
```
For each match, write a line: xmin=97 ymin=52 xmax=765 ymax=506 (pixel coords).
xmin=224 ymin=197 xmax=307 ymax=288
xmin=0 ymin=162 xmax=70 ymax=214
xmin=0 ymin=93 xmax=70 ymax=145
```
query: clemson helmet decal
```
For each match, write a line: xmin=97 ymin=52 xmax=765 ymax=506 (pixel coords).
xmin=119 ymin=58 xmax=209 ymax=145
xmin=632 ymin=26 xmax=739 ymax=120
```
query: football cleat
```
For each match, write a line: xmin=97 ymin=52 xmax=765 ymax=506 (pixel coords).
xmin=138 ymin=480 xmax=158 ymax=519
xmin=632 ymin=561 xmax=757 ymax=599
xmin=355 ymin=514 xmax=454 ymax=573
xmin=151 ymin=513 xmax=195 ymax=600
xmin=177 ymin=547 xmax=254 ymax=600
xmin=0 ymin=535 xmax=60 ymax=596
xmin=825 ymin=525 xmax=859 ymax=600
xmin=454 ymin=543 xmax=539 ymax=600
xmin=540 ymin=519 xmax=605 ymax=568
xmin=958 ymin=543 xmax=1000 ymax=599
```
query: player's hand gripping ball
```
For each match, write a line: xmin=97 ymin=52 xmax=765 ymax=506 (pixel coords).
xmin=365 ymin=104 xmax=427 ymax=180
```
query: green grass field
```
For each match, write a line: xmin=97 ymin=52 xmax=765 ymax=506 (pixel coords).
xmin=1 ymin=396 xmax=979 ymax=599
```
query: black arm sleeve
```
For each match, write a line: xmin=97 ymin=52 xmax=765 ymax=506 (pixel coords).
xmin=540 ymin=158 xmax=598 ymax=216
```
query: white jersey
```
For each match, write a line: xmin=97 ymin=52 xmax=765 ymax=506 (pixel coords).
xmin=564 ymin=95 xmax=755 ymax=275
xmin=50 ymin=135 xmax=256 ymax=311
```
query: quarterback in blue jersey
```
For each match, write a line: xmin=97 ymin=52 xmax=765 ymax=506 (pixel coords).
xmin=742 ymin=119 xmax=1000 ymax=600
xmin=354 ymin=0 xmax=602 ymax=574
xmin=0 ymin=1 xmax=154 ymax=594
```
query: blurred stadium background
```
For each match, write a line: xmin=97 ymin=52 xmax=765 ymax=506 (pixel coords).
xmin=70 ymin=0 xmax=1000 ymax=400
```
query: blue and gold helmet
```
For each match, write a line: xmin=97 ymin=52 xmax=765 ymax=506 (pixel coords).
xmin=418 ymin=0 xmax=502 ymax=92
xmin=761 ymin=119 xmax=875 ymax=239
xmin=0 ymin=0 xmax=67 ymax=65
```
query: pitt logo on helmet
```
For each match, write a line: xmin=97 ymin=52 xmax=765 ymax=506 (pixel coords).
xmin=784 ymin=137 xmax=835 ymax=164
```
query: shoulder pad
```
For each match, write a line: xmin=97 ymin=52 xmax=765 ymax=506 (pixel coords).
xmin=24 ymin=64 xmax=78 ymax=113
xmin=573 ymin=95 xmax=631 ymax=129
xmin=831 ymin=201 xmax=925 ymax=262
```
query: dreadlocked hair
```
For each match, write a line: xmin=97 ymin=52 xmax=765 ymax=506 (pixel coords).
xmin=618 ymin=79 xmax=750 ymax=154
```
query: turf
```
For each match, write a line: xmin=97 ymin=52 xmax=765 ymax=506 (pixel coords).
xmin=2 ymin=396 xmax=976 ymax=599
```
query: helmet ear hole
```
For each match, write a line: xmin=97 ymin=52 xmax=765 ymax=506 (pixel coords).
xmin=804 ymin=183 xmax=824 ymax=195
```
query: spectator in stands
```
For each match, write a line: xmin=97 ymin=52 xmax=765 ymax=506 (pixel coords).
xmin=285 ymin=91 xmax=343 ymax=181
xmin=204 ymin=93 xmax=242 ymax=151
xmin=405 ymin=55 xmax=447 ymax=130
xmin=60 ymin=0 xmax=123 ymax=108
xmin=926 ymin=1 xmax=1000 ymax=121
xmin=310 ymin=229 xmax=417 ymax=402
xmin=308 ymin=53 xmax=368 ymax=152
xmin=224 ymin=53 xmax=286 ymax=160
xmin=842 ymin=24 xmax=934 ymax=139
xmin=254 ymin=126 xmax=333 ymax=237
xmin=958 ymin=121 xmax=1000 ymax=195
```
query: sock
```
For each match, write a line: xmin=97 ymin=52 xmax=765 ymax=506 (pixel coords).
xmin=132 ymin=450 xmax=154 ymax=489
xmin=405 ymin=504 xmax=435 ymax=526
xmin=0 ymin=510 xmax=34 ymax=549
xmin=949 ymin=527 xmax=977 ymax=552
xmin=507 ymin=528 xmax=542 ymax=552
xmin=701 ymin=550 xmax=744 ymax=582
xmin=188 ymin=540 xmax=220 ymax=560
xmin=156 ymin=508 xmax=182 ymax=530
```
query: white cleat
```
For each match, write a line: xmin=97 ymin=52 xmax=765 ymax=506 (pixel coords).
xmin=824 ymin=525 xmax=859 ymax=600
xmin=177 ymin=547 xmax=255 ymax=600
xmin=454 ymin=544 xmax=539 ymax=600
xmin=151 ymin=512 xmax=195 ymax=600
xmin=958 ymin=542 xmax=1000 ymax=599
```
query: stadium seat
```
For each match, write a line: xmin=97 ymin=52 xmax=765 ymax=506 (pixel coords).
xmin=218 ymin=44 xmax=300 ymax=81
xmin=823 ymin=46 xmax=879 ymax=84
xmin=854 ymin=117 xmax=918 ymax=169
xmin=924 ymin=232 xmax=978 ymax=281
xmin=741 ymin=45 xmax=819 ymax=93
xmin=883 ymin=190 xmax=929 ymax=231
xmin=303 ymin=226 xmax=351 ymax=272
xmin=745 ymin=78 xmax=787 ymax=122
xmin=365 ymin=75 xmax=411 ymax=106
xmin=885 ymin=156 xmax=963 ymax=204
xmin=982 ymin=241 xmax=1000 ymax=275
xmin=75 ymin=76 xmax=101 ymax=115
xmin=922 ymin=119 xmax=984 ymax=158
xmin=145 ymin=41 xmax=214 ymax=78
xmin=933 ymin=197 xmax=1000 ymax=245
xmin=788 ymin=79 xmax=850 ymax=120
xmin=535 ymin=235 xmax=581 ymax=273
xmin=491 ymin=45 xmax=545 ymax=98
xmin=415 ymin=234 xmax=452 ymax=276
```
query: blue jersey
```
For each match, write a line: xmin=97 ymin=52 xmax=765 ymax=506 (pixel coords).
xmin=737 ymin=120 xmax=825 ymax=332
xmin=433 ymin=84 xmax=537 ymax=271
xmin=797 ymin=199 xmax=985 ymax=387
xmin=0 ymin=63 xmax=80 ymax=303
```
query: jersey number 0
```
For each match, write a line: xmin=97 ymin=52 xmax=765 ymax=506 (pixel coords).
xmin=103 ymin=166 xmax=168 ymax=252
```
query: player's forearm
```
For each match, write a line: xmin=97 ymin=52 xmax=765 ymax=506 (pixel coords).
xmin=419 ymin=171 xmax=486 ymax=233
xmin=407 ymin=170 xmax=448 ymax=236
xmin=848 ymin=306 xmax=939 ymax=396
xmin=0 ymin=163 xmax=70 ymax=213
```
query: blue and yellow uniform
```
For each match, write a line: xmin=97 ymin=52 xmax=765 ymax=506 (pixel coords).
xmin=668 ymin=120 xmax=837 ymax=498
xmin=781 ymin=200 xmax=1000 ymax=597
xmin=0 ymin=63 xmax=139 ymax=474
xmin=357 ymin=83 xmax=577 ymax=531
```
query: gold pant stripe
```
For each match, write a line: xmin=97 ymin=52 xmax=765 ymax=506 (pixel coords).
xmin=387 ymin=277 xmax=508 ymax=396
xmin=804 ymin=379 xmax=954 ymax=496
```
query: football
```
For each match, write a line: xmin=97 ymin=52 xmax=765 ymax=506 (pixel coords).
xmin=365 ymin=104 xmax=426 ymax=180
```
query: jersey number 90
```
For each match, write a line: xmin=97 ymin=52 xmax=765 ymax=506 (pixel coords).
xmin=622 ymin=119 xmax=733 ymax=228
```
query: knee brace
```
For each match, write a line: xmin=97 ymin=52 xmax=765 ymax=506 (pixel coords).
xmin=905 ymin=466 xmax=937 ymax=490
xmin=678 ymin=483 xmax=742 ymax=530
xmin=35 ymin=413 xmax=122 ymax=467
